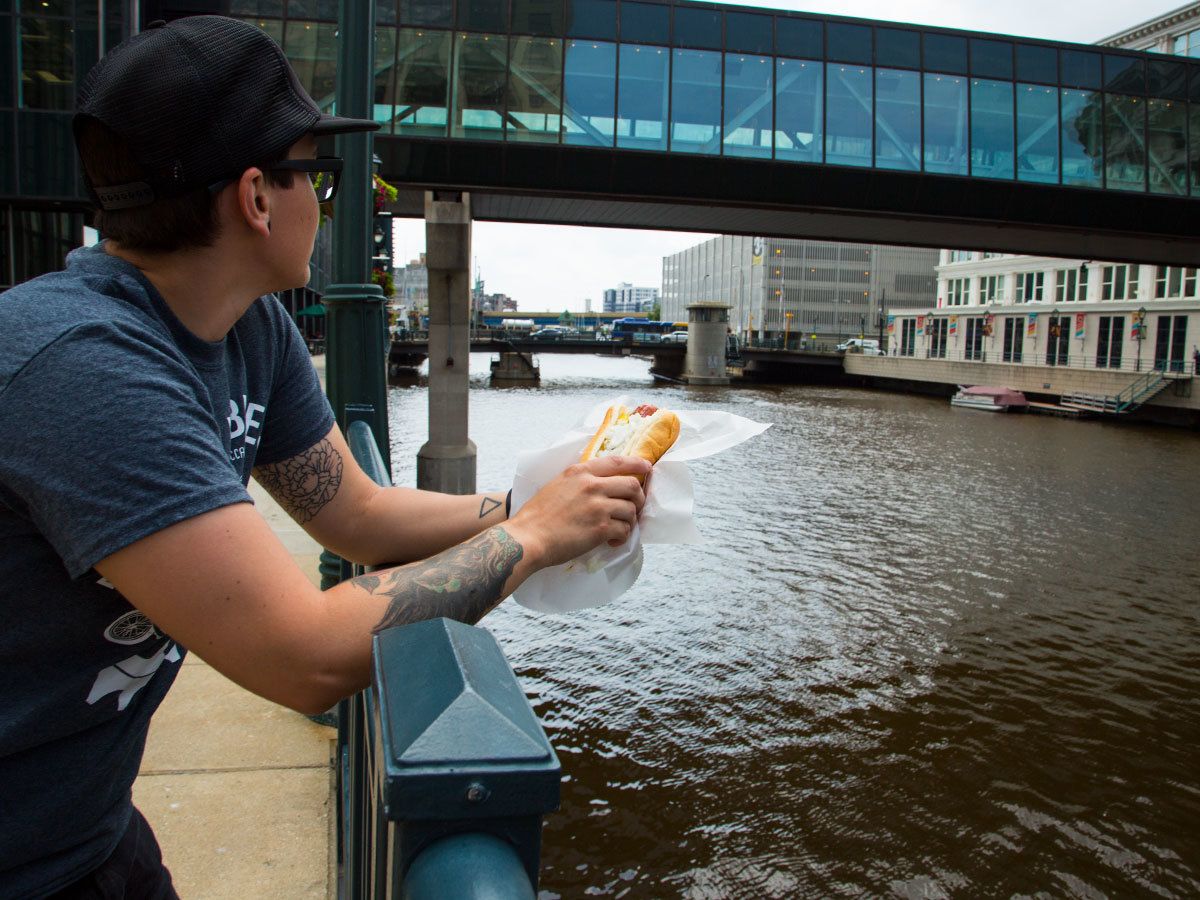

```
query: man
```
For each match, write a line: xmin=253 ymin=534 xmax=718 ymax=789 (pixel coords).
xmin=0 ymin=16 xmax=648 ymax=899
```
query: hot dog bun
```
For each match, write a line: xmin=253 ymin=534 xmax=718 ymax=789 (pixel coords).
xmin=580 ymin=404 xmax=681 ymax=469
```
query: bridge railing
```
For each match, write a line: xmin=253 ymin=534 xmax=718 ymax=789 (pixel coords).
xmin=334 ymin=412 xmax=561 ymax=900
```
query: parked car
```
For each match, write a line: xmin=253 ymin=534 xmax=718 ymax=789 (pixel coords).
xmin=661 ymin=331 xmax=689 ymax=343
xmin=836 ymin=338 xmax=883 ymax=355
xmin=528 ymin=328 xmax=564 ymax=341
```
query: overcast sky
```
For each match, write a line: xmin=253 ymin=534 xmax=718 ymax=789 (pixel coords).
xmin=392 ymin=0 xmax=1183 ymax=312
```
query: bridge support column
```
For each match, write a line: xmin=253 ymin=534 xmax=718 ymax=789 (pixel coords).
xmin=418 ymin=192 xmax=477 ymax=494
xmin=684 ymin=302 xmax=731 ymax=385
xmin=490 ymin=351 xmax=540 ymax=382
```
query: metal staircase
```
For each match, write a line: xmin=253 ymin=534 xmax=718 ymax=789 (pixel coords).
xmin=1060 ymin=369 xmax=1171 ymax=415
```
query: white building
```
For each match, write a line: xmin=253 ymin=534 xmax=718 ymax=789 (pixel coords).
xmin=603 ymin=282 xmax=659 ymax=314
xmin=394 ymin=254 xmax=428 ymax=313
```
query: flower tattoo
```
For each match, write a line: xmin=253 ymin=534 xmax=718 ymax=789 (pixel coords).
xmin=254 ymin=438 xmax=344 ymax=523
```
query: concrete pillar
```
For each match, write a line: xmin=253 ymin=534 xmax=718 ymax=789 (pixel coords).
xmin=417 ymin=192 xmax=476 ymax=494
xmin=685 ymin=302 xmax=730 ymax=385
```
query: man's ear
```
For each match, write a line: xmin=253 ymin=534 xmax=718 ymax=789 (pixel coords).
xmin=233 ymin=168 xmax=271 ymax=239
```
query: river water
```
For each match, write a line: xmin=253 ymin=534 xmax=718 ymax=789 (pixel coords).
xmin=385 ymin=353 xmax=1200 ymax=899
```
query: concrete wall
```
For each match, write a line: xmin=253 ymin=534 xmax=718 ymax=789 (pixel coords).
xmin=843 ymin=355 xmax=1200 ymax=412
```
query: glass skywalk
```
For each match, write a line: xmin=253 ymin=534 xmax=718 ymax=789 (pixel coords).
xmin=366 ymin=0 xmax=1195 ymax=197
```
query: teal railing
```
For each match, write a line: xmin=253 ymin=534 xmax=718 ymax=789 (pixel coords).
xmin=1114 ymin=369 xmax=1169 ymax=413
xmin=335 ymin=412 xmax=561 ymax=899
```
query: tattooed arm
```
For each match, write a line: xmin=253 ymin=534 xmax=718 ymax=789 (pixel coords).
xmin=96 ymin=455 xmax=646 ymax=714
xmin=253 ymin=424 xmax=511 ymax=566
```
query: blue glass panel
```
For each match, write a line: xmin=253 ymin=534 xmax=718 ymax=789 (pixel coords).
xmin=923 ymin=73 xmax=968 ymax=175
xmin=971 ymin=39 xmax=1012 ymax=80
xmin=671 ymin=48 xmax=721 ymax=154
xmin=0 ymin=111 xmax=13 ymax=195
xmin=776 ymin=17 xmax=820 ymax=59
xmin=1190 ymin=66 xmax=1200 ymax=102
xmin=725 ymin=11 xmax=772 ymax=55
xmin=377 ymin=0 xmax=397 ymax=25
xmin=1105 ymin=94 xmax=1146 ymax=191
xmin=1147 ymin=98 xmax=1186 ymax=195
xmin=673 ymin=6 xmax=721 ymax=50
xmin=18 ymin=111 xmax=75 ymax=195
xmin=924 ymin=34 xmax=966 ymax=75
xmin=1061 ymin=88 xmax=1102 ymax=187
xmin=1016 ymin=83 xmax=1059 ymax=184
xmin=1104 ymin=54 xmax=1144 ymax=94
xmin=874 ymin=68 xmax=919 ymax=170
xmin=19 ymin=18 xmax=74 ymax=110
xmin=402 ymin=0 xmax=452 ymax=28
xmin=1061 ymin=50 xmax=1101 ymax=90
xmin=450 ymin=32 xmax=508 ymax=139
xmin=1190 ymin=104 xmax=1200 ymax=195
xmin=1148 ymin=60 xmax=1186 ymax=101
xmin=876 ymin=28 xmax=919 ymax=70
xmin=723 ymin=52 xmax=772 ymax=158
xmin=394 ymin=29 xmax=451 ymax=137
xmin=1016 ymin=44 xmax=1057 ymax=85
xmin=563 ymin=39 xmax=616 ymax=145
xmin=567 ymin=0 xmax=616 ymax=40
xmin=512 ymin=0 xmax=564 ymax=36
xmin=774 ymin=57 xmax=822 ymax=162
xmin=0 ymin=17 xmax=12 ymax=108
xmin=458 ymin=0 xmax=507 ymax=32
xmin=826 ymin=63 xmax=872 ymax=167
xmin=620 ymin=1 xmax=669 ymax=44
xmin=970 ymin=78 xmax=1014 ymax=179
xmin=507 ymin=36 xmax=562 ymax=142
xmin=616 ymin=43 xmax=668 ymax=150
xmin=827 ymin=23 xmax=870 ymax=65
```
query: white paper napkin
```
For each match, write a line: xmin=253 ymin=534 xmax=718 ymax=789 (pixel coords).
xmin=510 ymin=396 xmax=770 ymax=613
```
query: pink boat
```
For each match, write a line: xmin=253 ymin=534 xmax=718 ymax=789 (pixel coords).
xmin=950 ymin=385 xmax=1028 ymax=412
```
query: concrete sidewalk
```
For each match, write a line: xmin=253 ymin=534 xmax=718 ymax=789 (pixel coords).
xmin=134 ymin=356 xmax=336 ymax=899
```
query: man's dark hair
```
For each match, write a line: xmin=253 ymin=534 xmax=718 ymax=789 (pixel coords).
xmin=77 ymin=120 xmax=296 ymax=254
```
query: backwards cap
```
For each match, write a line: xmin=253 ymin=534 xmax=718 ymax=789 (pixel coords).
xmin=74 ymin=15 xmax=379 ymax=210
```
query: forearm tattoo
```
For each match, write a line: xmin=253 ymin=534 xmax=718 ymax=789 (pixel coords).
xmin=360 ymin=526 xmax=524 ymax=632
xmin=478 ymin=495 xmax=503 ymax=519
xmin=253 ymin=439 xmax=344 ymax=524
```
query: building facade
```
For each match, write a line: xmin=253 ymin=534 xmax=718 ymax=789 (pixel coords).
xmin=662 ymin=235 xmax=937 ymax=344
xmin=603 ymin=283 xmax=660 ymax=314
xmin=394 ymin=254 xmax=429 ymax=313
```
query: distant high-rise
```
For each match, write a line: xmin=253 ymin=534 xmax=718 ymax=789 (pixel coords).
xmin=603 ymin=283 xmax=660 ymax=314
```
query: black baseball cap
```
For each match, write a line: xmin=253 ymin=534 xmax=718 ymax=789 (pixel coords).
xmin=74 ymin=15 xmax=380 ymax=211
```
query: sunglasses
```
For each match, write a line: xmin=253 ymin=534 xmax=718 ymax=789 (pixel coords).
xmin=208 ymin=156 xmax=343 ymax=203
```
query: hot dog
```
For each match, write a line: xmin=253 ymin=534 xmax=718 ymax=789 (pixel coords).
xmin=580 ymin=403 xmax=680 ymax=471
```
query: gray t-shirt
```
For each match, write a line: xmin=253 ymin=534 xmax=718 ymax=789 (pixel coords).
xmin=0 ymin=244 xmax=334 ymax=898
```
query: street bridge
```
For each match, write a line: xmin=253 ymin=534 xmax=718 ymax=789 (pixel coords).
xmin=372 ymin=0 xmax=1197 ymax=264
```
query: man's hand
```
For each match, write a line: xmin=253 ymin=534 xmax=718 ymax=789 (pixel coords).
xmin=505 ymin=455 xmax=651 ymax=567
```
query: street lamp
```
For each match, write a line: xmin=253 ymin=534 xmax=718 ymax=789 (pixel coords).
xmin=1134 ymin=305 xmax=1146 ymax=371
xmin=784 ymin=311 xmax=793 ymax=349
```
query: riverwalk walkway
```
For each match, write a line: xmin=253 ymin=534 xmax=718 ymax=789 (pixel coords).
xmin=133 ymin=356 xmax=336 ymax=898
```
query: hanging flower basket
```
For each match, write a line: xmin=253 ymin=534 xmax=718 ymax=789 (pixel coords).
xmin=373 ymin=174 xmax=399 ymax=214
xmin=372 ymin=265 xmax=395 ymax=297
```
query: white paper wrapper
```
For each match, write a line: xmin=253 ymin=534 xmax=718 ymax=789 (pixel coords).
xmin=510 ymin=396 xmax=770 ymax=613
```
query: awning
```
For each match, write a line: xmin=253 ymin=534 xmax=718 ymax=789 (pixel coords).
xmin=296 ymin=304 xmax=326 ymax=317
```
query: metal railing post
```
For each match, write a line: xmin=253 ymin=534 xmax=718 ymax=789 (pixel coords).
xmin=372 ymin=618 xmax=561 ymax=897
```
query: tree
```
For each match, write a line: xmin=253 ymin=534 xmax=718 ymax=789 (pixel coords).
xmin=649 ymin=300 xmax=662 ymax=321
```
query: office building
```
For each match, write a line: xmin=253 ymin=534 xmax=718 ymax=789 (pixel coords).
xmin=662 ymin=235 xmax=936 ymax=343
xmin=603 ymin=283 xmax=659 ymax=314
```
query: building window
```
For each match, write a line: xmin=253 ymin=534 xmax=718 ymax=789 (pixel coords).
xmin=982 ymin=252 xmax=1004 ymax=259
xmin=948 ymin=249 xmax=973 ymax=262
xmin=1046 ymin=315 xmax=1070 ymax=365
xmin=979 ymin=274 xmax=1004 ymax=303
xmin=1096 ymin=315 xmax=1125 ymax=369
xmin=1155 ymin=266 xmax=1197 ymax=298
xmin=946 ymin=277 xmax=971 ymax=306
xmin=19 ymin=18 xmax=75 ymax=111
xmin=1002 ymin=316 xmax=1024 ymax=362
xmin=1015 ymin=271 xmax=1045 ymax=302
xmin=928 ymin=318 xmax=948 ymax=358
xmin=900 ymin=318 xmax=917 ymax=356
xmin=964 ymin=316 xmax=987 ymax=360
xmin=1056 ymin=267 xmax=1088 ymax=302
xmin=1174 ymin=28 xmax=1200 ymax=58
xmin=1102 ymin=264 xmax=1140 ymax=300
